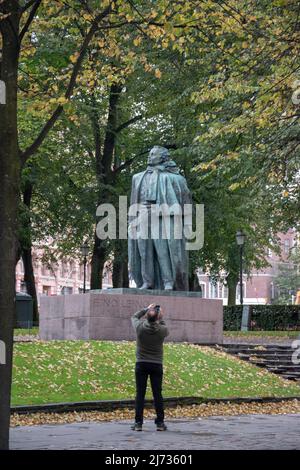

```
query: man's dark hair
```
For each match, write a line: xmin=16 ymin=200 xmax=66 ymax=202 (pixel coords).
xmin=147 ymin=310 xmax=159 ymax=323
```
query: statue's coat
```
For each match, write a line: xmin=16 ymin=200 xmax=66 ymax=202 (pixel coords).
xmin=128 ymin=162 xmax=192 ymax=290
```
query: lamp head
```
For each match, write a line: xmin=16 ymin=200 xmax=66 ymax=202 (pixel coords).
xmin=236 ymin=230 xmax=246 ymax=246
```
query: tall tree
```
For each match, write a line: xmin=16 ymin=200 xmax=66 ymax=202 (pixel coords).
xmin=0 ymin=0 xmax=113 ymax=449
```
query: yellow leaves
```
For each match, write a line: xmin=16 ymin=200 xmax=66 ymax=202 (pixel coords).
xmin=68 ymin=115 xmax=78 ymax=123
xmin=98 ymin=39 xmax=105 ymax=48
xmin=57 ymin=96 xmax=68 ymax=105
xmin=49 ymin=96 xmax=68 ymax=106
xmin=69 ymin=53 xmax=79 ymax=64
xmin=83 ymin=13 xmax=93 ymax=22
xmin=282 ymin=190 xmax=289 ymax=197
xmin=229 ymin=182 xmax=241 ymax=192
xmin=154 ymin=69 xmax=162 ymax=79
xmin=149 ymin=10 xmax=158 ymax=19
xmin=10 ymin=400 xmax=300 ymax=428
xmin=0 ymin=13 xmax=11 ymax=21
xmin=21 ymin=47 xmax=36 ymax=58
xmin=133 ymin=37 xmax=142 ymax=47
xmin=229 ymin=176 xmax=258 ymax=191
xmin=148 ymin=24 xmax=165 ymax=39
xmin=144 ymin=63 xmax=152 ymax=73
xmin=195 ymin=161 xmax=217 ymax=172
xmin=242 ymin=42 xmax=249 ymax=49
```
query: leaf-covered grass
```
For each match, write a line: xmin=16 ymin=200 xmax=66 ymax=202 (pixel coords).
xmin=12 ymin=341 xmax=300 ymax=406
xmin=14 ymin=328 xmax=300 ymax=339
xmin=224 ymin=330 xmax=300 ymax=339
xmin=14 ymin=327 xmax=39 ymax=336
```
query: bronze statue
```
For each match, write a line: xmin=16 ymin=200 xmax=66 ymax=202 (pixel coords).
xmin=128 ymin=146 xmax=192 ymax=291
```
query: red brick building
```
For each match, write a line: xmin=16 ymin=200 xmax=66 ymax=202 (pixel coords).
xmin=197 ymin=229 xmax=298 ymax=305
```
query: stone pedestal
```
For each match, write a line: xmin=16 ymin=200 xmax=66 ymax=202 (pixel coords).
xmin=40 ymin=289 xmax=223 ymax=344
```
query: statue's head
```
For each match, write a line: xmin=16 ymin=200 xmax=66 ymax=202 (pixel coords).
xmin=147 ymin=146 xmax=170 ymax=166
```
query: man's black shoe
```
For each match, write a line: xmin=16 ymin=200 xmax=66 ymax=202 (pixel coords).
xmin=156 ymin=423 xmax=167 ymax=431
xmin=131 ymin=423 xmax=143 ymax=431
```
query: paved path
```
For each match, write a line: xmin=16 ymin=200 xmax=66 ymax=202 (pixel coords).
xmin=10 ymin=413 xmax=300 ymax=450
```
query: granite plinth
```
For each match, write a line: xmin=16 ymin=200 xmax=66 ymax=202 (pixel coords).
xmin=40 ymin=289 xmax=223 ymax=344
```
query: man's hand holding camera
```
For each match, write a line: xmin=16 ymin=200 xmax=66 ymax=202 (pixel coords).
xmin=145 ymin=303 xmax=164 ymax=321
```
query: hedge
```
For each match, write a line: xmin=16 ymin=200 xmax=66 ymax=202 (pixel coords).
xmin=224 ymin=305 xmax=300 ymax=331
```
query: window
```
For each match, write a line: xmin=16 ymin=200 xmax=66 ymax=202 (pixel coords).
xmin=60 ymin=261 xmax=69 ymax=278
xmin=42 ymin=285 xmax=51 ymax=296
xmin=284 ymin=239 xmax=290 ymax=255
xmin=209 ymin=282 xmax=218 ymax=299
xmin=219 ymin=284 xmax=228 ymax=299
xmin=69 ymin=261 xmax=76 ymax=279
xmin=41 ymin=264 xmax=50 ymax=276
xmin=199 ymin=282 xmax=206 ymax=298
xmin=61 ymin=286 xmax=73 ymax=295
xmin=18 ymin=260 xmax=24 ymax=273
xmin=79 ymin=264 xmax=84 ymax=280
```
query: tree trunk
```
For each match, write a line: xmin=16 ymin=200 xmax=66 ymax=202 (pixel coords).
xmin=90 ymin=233 xmax=106 ymax=289
xmin=0 ymin=1 xmax=20 ymax=450
xmin=20 ymin=180 xmax=38 ymax=323
xmin=22 ymin=248 xmax=38 ymax=323
xmin=112 ymin=241 xmax=129 ymax=288
xmin=90 ymin=85 xmax=122 ymax=288
xmin=112 ymin=257 xmax=123 ymax=288
xmin=122 ymin=257 xmax=129 ymax=288
xmin=189 ymin=270 xmax=202 ymax=292
xmin=227 ymin=272 xmax=238 ymax=307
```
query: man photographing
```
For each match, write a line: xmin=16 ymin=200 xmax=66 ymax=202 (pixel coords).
xmin=131 ymin=303 xmax=169 ymax=431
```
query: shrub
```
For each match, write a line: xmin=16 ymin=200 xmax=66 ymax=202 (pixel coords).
xmin=223 ymin=305 xmax=300 ymax=331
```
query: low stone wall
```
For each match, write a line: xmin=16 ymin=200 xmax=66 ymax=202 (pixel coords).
xmin=40 ymin=289 xmax=223 ymax=344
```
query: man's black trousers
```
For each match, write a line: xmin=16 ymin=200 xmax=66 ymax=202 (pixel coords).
xmin=135 ymin=361 xmax=164 ymax=425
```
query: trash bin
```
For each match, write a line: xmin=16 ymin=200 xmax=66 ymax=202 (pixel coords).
xmin=15 ymin=292 xmax=33 ymax=328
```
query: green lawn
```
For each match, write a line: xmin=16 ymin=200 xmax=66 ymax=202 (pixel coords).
xmin=12 ymin=341 xmax=300 ymax=406
xmin=14 ymin=328 xmax=300 ymax=340
xmin=14 ymin=327 xmax=39 ymax=336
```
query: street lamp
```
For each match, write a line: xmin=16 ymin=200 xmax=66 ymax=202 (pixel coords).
xmin=236 ymin=230 xmax=246 ymax=305
xmin=80 ymin=241 xmax=89 ymax=293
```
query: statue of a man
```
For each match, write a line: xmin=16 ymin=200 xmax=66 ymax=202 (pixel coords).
xmin=128 ymin=146 xmax=192 ymax=291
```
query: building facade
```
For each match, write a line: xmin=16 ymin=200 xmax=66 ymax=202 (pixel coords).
xmin=197 ymin=229 xmax=298 ymax=305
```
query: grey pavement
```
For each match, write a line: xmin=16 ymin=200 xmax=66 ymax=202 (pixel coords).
xmin=10 ymin=413 xmax=300 ymax=450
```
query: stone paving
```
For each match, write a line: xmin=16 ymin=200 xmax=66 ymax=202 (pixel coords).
xmin=10 ymin=413 xmax=300 ymax=450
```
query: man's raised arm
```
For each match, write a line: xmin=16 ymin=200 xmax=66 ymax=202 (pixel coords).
xmin=131 ymin=307 xmax=148 ymax=331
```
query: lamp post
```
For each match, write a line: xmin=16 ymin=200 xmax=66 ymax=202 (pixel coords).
xmin=80 ymin=241 xmax=89 ymax=293
xmin=236 ymin=230 xmax=246 ymax=305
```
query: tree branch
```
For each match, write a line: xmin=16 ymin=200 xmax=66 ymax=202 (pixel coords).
xmin=20 ymin=0 xmax=39 ymax=14
xmin=19 ymin=0 xmax=41 ymax=43
xmin=115 ymin=114 xmax=143 ymax=134
xmin=113 ymin=149 xmax=148 ymax=174
xmin=20 ymin=5 xmax=112 ymax=165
